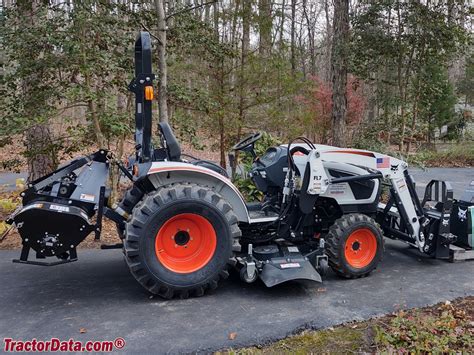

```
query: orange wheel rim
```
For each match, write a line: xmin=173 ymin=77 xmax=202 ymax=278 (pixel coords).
xmin=155 ymin=213 xmax=217 ymax=273
xmin=344 ymin=228 xmax=377 ymax=268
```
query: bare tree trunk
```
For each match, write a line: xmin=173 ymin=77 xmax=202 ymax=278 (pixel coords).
xmin=302 ymin=0 xmax=317 ymax=76
xmin=233 ymin=0 xmax=251 ymax=171
xmin=213 ymin=2 xmax=226 ymax=168
xmin=279 ymin=0 xmax=286 ymax=48
xmin=92 ymin=80 xmax=106 ymax=147
xmin=331 ymin=0 xmax=349 ymax=147
xmin=21 ymin=0 xmax=56 ymax=182
xmin=384 ymin=4 xmax=392 ymax=144
xmin=396 ymin=3 xmax=405 ymax=152
xmin=241 ymin=0 xmax=250 ymax=64
xmin=238 ymin=0 xmax=250 ymax=138
xmin=290 ymin=0 xmax=296 ymax=74
xmin=109 ymin=92 xmax=128 ymax=205
xmin=258 ymin=0 xmax=272 ymax=56
xmin=406 ymin=95 xmax=419 ymax=154
xmin=155 ymin=0 xmax=169 ymax=123
xmin=298 ymin=21 xmax=306 ymax=79
xmin=323 ymin=0 xmax=332 ymax=82
xmin=26 ymin=125 xmax=56 ymax=182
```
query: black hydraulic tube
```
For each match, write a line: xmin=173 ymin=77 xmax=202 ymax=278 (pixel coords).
xmin=384 ymin=226 xmax=416 ymax=244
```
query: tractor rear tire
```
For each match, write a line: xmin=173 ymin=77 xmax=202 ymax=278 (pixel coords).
xmin=117 ymin=186 xmax=144 ymax=239
xmin=124 ymin=183 xmax=241 ymax=299
xmin=326 ymin=213 xmax=384 ymax=279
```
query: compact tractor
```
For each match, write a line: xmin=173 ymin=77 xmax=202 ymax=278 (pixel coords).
xmin=7 ymin=32 xmax=474 ymax=299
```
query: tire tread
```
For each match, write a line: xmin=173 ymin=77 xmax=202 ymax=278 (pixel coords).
xmin=326 ymin=213 xmax=384 ymax=279
xmin=124 ymin=183 xmax=241 ymax=299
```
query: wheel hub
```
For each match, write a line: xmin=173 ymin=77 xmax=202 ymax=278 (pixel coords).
xmin=351 ymin=241 xmax=360 ymax=251
xmin=174 ymin=230 xmax=190 ymax=246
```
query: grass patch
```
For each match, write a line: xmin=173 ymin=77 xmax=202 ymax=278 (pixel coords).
xmin=220 ymin=297 xmax=474 ymax=354
xmin=234 ymin=327 xmax=370 ymax=354
xmin=410 ymin=142 xmax=474 ymax=167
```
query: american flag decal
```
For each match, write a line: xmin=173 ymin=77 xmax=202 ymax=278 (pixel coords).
xmin=376 ymin=157 xmax=390 ymax=168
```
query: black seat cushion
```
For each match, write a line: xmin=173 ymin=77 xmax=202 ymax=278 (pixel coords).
xmin=158 ymin=122 xmax=181 ymax=161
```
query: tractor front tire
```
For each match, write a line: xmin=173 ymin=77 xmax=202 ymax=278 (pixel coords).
xmin=326 ymin=213 xmax=384 ymax=279
xmin=124 ymin=183 xmax=241 ymax=299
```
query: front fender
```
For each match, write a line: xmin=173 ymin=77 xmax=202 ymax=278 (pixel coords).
xmin=146 ymin=162 xmax=249 ymax=223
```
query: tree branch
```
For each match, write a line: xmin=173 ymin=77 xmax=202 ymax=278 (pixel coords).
xmin=166 ymin=0 xmax=217 ymax=21
xmin=140 ymin=22 xmax=162 ymax=45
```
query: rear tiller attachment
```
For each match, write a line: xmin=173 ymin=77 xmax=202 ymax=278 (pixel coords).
xmin=7 ymin=150 xmax=126 ymax=266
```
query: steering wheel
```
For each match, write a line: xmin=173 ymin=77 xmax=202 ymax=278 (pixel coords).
xmin=232 ymin=132 xmax=263 ymax=151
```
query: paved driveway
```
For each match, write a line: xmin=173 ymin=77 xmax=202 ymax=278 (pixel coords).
xmin=409 ymin=167 xmax=473 ymax=199
xmin=0 ymin=241 xmax=473 ymax=353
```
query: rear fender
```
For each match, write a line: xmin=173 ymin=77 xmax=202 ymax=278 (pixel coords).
xmin=146 ymin=162 xmax=250 ymax=223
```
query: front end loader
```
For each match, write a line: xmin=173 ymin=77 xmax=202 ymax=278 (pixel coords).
xmin=6 ymin=32 xmax=473 ymax=299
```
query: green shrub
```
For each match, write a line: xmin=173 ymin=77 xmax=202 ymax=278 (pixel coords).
xmin=375 ymin=302 xmax=473 ymax=353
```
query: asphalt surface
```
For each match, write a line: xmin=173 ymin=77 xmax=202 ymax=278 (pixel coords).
xmin=0 ymin=171 xmax=26 ymax=191
xmin=410 ymin=167 xmax=473 ymax=199
xmin=0 ymin=167 xmax=472 ymax=353
xmin=0 ymin=243 xmax=473 ymax=354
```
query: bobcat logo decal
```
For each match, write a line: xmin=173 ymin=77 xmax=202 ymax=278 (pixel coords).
xmin=458 ymin=208 xmax=467 ymax=222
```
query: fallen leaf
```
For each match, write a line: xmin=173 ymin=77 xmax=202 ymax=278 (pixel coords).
xmin=15 ymin=178 xmax=25 ymax=189
xmin=79 ymin=328 xmax=87 ymax=334
xmin=316 ymin=287 xmax=326 ymax=292
xmin=0 ymin=222 xmax=7 ymax=235
xmin=228 ymin=332 xmax=237 ymax=340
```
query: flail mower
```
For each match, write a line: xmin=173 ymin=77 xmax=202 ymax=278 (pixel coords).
xmin=6 ymin=32 xmax=474 ymax=299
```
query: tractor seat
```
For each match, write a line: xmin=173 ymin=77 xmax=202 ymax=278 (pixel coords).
xmin=158 ymin=122 xmax=181 ymax=161
xmin=158 ymin=123 xmax=227 ymax=178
